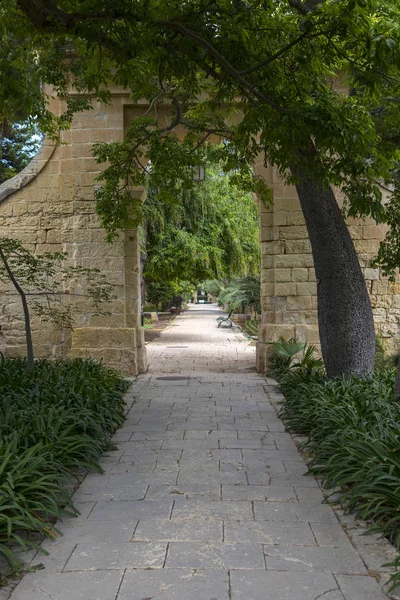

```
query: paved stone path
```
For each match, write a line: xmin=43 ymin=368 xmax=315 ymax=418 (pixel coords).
xmin=9 ymin=305 xmax=396 ymax=599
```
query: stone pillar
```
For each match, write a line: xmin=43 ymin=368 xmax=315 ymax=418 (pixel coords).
xmin=254 ymin=159 xmax=318 ymax=373
xmin=68 ymin=95 xmax=147 ymax=375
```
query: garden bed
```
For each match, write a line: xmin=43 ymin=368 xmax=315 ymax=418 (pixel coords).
xmin=144 ymin=313 xmax=177 ymax=342
xmin=276 ymin=363 xmax=400 ymax=593
xmin=0 ymin=356 xmax=130 ymax=583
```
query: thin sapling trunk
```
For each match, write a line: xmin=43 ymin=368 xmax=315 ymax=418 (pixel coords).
xmin=395 ymin=359 xmax=400 ymax=397
xmin=0 ymin=247 xmax=35 ymax=370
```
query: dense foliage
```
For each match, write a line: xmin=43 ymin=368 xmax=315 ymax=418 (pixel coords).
xmin=0 ymin=357 xmax=130 ymax=573
xmin=1 ymin=1 xmax=400 ymax=228
xmin=373 ymin=185 xmax=400 ymax=281
xmin=142 ymin=161 xmax=260 ymax=292
xmin=269 ymin=339 xmax=400 ymax=591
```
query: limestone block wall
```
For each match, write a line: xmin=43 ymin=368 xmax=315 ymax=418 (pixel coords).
xmin=255 ymin=160 xmax=399 ymax=372
xmin=0 ymin=91 xmax=397 ymax=375
xmin=0 ymin=93 xmax=147 ymax=375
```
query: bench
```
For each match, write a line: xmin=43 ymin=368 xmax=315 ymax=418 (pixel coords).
xmin=216 ymin=309 xmax=234 ymax=328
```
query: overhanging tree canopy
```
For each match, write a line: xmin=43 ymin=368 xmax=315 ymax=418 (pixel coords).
xmin=2 ymin=0 xmax=400 ymax=376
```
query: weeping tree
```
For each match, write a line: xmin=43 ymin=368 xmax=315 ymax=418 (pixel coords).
xmin=142 ymin=158 xmax=260 ymax=295
xmin=3 ymin=0 xmax=400 ymax=377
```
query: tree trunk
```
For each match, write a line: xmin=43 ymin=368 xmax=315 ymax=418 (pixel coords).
xmin=395 ymin=359 xmax=400 ymax=397
xmin=20 ymin=292 xmax=35 ymax=370
xmin=0 ymin=248 xmax=35 ymax=370
xmin=291 ymin=155 xmax=375 ymax=378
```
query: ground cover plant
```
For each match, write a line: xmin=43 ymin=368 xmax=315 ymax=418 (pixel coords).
xmin=0 ymin=355 xmax=130 ymax=579
xmin=268 ymin=339 xmax=400 ymax=591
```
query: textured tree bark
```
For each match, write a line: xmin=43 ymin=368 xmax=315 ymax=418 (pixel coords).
xmin=0 ymin=247 xmax=35 ymax=370
xmin=291 ymin=154 xmax=376 ymax=378
xmin=395 ymin=360 xmax=400 ymax=397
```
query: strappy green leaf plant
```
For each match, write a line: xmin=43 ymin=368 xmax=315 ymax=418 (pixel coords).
xmin=0 ymin=356 xmax=130 ymax=573
xmin=278 ymin=366 xmax=400 ymax=592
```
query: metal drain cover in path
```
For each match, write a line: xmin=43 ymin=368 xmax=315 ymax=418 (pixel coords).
xmin=156 ymin=376 xmax=192 ymax=381
xmin=166 ymin=346 xmax=188 ymax=348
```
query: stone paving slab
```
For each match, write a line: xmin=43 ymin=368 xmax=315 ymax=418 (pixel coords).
xmin=8 ymin=304 xmax=398 ymax=599
xmin=11 ymin=572 xmax=124 ymax=600
xmin=165 ymin=541 xmax=266 ymax=569
xmin=224 ymin=520 xmax=317 ymax=545
xmin=64 ymin=541 xmax=168 ymax=571
xmin=117 ymin=569 xmax=229 ymax=600
xmin=230 ymin=570 xmax=342 ymax=600
xmin=263 ymin=544 xmax=367 ymax=574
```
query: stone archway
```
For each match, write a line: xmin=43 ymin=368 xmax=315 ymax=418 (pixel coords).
xmin=0 ymin=89 xmax=397 ymax=375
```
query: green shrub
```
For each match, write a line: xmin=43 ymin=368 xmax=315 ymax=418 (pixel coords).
xmin=278 ymin=366 xmax=400 ymax=591
xmin=266 ymin=337 xmax=324 ymax=379
xmin=0 ymin=356 xmax=130 ymax=570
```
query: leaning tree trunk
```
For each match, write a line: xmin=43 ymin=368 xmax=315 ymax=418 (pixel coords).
xmin=291 ymin=155 xmax=375 ymax=378
xmin=395 ymin=360 xmax=400 ymax=397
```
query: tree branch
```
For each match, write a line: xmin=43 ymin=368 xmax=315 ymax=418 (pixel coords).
xmin=239 ymin=31 xmax=310 ymax=75
xmin=16 ymin=0 xmax=139 ymax=30
xmin=158 ymin=20 xmax=296 ymax=115
xmin=287 ymin=0 xmax=325 ymax=15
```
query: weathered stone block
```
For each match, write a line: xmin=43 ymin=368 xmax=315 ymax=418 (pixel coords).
xmin=275 ymin=268 xmax=291 ymax=282
xmin=363 ymin=225 xmax=387 ymax=239
xmin=275 ymin=254 xmax=314 ymax=268
xmin=372 ymin=280 xmax=389 ymax=295
xmin=364 ymin=267 xmax=380 ymax=280
xmin=292 ymin=268 xmax=308 ymax=282
xmin=285 ymin=239 xmax=312 ymax=254
xmin=260 ymin=226 xmax=277 ymax=242
xmin=279 ymin=225 xmax=308 ymax=240
xmin=296 ymin=282 xmax=317 ymax=296
xmin=283 ymin=310 xmax=317 ymax=324
xmin=348 ymin=225 xmax=362 ymax=239
xmin=285 ymin=211 xmax=305 ymax=226
xmin=261 ymin=241 xmax=285 ymax=255
xmin=275 ymin=283 xmax=297 ymax=296
xmin=286 ymin=296 xmax=312 ymax=310
xmin=295 ymin=324 xmax=320 ymax=344
xmin=72 ymin=327 xmax=136 ymax=349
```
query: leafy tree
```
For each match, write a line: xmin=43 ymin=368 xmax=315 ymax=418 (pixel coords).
xmin=0 ymin=238 xmax=115 ymax=369
xmin=142 ymin=159 xmax=260 ymax=290
xmin=3 ymin=0 xmax=400 ymax=376
xmin=145 ymin=280 xmax=192 ymax=312
xmin=0 ymin=120 xmax=42 ymax=184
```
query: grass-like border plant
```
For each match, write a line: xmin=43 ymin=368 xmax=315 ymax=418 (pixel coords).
xmin=270 ymin=337 xmax=400 ymax=592
xmin=0 ymin=356 xmax=130 ymax=577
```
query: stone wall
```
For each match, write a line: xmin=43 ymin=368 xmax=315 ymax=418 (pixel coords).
xmin=0 ymin=93 xmax=397 ymax=375
xmin=255 ymin=161 xmax=399 ymax=372
xmin=0 ymin=93 xmax=147 ymax=375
